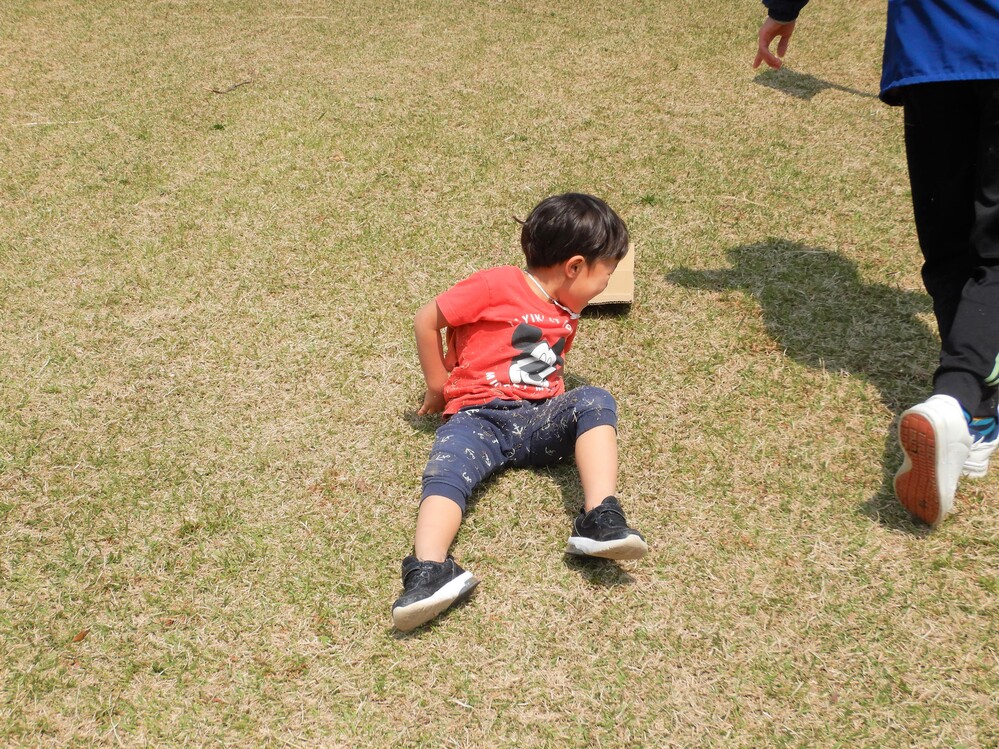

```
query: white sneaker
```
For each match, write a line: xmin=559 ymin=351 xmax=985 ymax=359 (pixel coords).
xmin=894 ymin=395 xmax=972 ymax=527
xmin=963 ymin=422 xmax=999 ymax=479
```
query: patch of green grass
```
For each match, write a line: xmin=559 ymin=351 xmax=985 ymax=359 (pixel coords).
xmin=1 ymin=0 xmax=997 ymax=747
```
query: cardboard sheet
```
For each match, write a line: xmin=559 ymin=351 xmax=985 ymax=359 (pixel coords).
xmin=589 ymin=245 xmax=635 ymax=305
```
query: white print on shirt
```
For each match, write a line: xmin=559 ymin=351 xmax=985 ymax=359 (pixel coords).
xmin=519 ymin=313 xmax=573 ymax=334
xmin=507 ymin=322 xmax=565 ymax=389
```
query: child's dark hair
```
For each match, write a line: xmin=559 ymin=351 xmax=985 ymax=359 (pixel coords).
xmin=519 ymin=193 xmax=629 ymax=269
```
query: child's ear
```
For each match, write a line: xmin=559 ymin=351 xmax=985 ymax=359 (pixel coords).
xmin=565 ymin=255 xmax=586 ymax=278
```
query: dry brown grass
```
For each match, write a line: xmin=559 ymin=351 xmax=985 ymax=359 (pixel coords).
xmin=1 ymin=0 xmax=997 ymax=746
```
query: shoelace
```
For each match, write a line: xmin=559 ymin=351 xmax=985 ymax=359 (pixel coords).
xmin=588 ymin=502 xmax=626 ymax=527
xmin=403 ymin=562 xmax=435 ymax=588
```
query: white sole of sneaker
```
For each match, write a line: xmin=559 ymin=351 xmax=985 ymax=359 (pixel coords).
xmin=392 ymin=571 xmax=479 ymax=632
xmin=963 ymin=438 xmax=999 ymax=479
xmin=565 ymin=534 xmax=648 ymax=560
xmin=963 ymin=457 xmax=992 ymax=479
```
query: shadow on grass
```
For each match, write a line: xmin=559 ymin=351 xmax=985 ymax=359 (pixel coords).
xmin=404 ymin=409 xmax=443 ymax=435
xmin=668 ymin=238 xmax=938 ymax=533
xmin=753 ymin=67 xmax=878 ymax=100
xmin=582 ymin=301 xmax=631 ymax=319
xmin=389 ymin=592 xmax=480 ymax=640
xmin=562 ymin=553 xmax=636 ymax=585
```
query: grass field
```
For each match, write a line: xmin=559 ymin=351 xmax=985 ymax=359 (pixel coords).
xmin=2 ymin=0 xmax=997 ymax=746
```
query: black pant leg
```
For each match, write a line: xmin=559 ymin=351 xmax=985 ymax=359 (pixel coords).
xmin=903 ymin=80 xmax=999 ymax=417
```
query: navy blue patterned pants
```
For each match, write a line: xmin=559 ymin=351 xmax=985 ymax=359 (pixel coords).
xmin=422 ymin=386 xmax=618 ymax=512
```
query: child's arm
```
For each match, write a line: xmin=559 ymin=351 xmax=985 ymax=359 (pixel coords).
xmin=414 ymin=300 xmax=450 ymax=415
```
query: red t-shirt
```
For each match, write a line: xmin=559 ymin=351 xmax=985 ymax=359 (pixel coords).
xmin=436 ymin=265 xmax=579 ymax=415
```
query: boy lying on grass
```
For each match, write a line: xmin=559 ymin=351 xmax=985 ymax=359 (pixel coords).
xmin=393 ymin=192 xmax=648 ymax=632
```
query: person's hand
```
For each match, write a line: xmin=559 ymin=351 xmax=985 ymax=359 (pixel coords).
xmin=418 ymin=388 xmax=446 ymax=416
xmin=754 ymin=16 xmax=796 ymax=69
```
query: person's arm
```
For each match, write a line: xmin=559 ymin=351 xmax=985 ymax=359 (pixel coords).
xmin=754 ymin=0 xmax=809 ymax=69
xmin=414 ymin=300 xmax=450 ymax=415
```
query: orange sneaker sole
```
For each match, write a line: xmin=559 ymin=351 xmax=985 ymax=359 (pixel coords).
xmin=895 ymin=411 xmax=943 ymax=526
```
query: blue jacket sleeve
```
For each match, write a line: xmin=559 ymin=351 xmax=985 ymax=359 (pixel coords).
xmin=763 ymin=0 xmax=810 ymax=23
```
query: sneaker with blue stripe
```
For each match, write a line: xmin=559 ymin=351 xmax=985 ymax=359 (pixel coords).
xmin=964 ymin=414 xmax=999 ymax=478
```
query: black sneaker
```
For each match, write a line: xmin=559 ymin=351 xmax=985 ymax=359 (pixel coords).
xmin=566 ymin=496 xmax=648 ymax=560
xmin=391 ymin=555 xmax=479 ymax=631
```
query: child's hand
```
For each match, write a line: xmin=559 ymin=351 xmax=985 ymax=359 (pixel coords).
xmin=418 ymin=389 xmax=446 ymax=416
xmin=754 ymin=16 xmax=795 ymax=69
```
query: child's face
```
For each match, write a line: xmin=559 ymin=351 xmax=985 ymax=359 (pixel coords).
xmin=560 ymin=257 xmax=620 ymax=312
